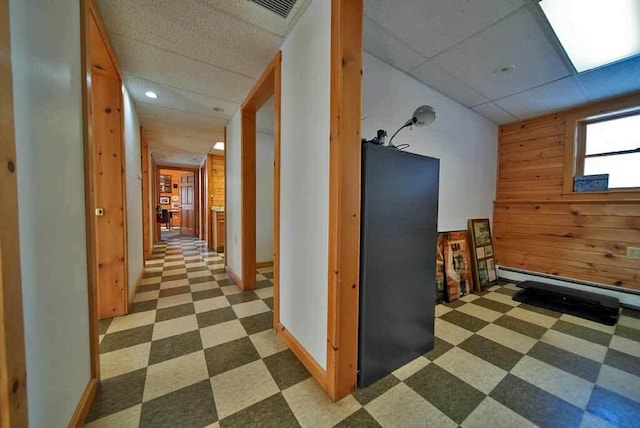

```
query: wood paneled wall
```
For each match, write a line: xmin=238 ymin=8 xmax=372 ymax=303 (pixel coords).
xmin=208 ymin=154 xmax=225 ymax=207
xmin=493 ymin=93 xmax=640 ymax=291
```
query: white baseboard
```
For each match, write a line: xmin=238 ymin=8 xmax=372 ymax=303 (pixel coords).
xmin=497 ymin=266 xmax=640 ymax=309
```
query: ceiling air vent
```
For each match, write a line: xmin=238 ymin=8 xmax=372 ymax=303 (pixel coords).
xmin=249 ymin=0 xmax=297 ymax=19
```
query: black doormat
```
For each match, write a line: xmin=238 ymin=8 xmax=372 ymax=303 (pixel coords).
xmin=513 ymin=281 xmax=619 ymax=326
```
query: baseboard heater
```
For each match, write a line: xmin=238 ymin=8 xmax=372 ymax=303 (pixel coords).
xmin=513 ymin=281 xmax=620 ymax=325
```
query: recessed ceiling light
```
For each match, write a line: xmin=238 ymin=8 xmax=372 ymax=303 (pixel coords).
xmin=213 ymin=142 xmax=224 ymax=151
xmin=540 ymin=0 xmax=640 ymax=72
xmin=213 ymin=107 xmax=224 ymax=113
xmin=494 ymin=64 xmax=516 ymax=75
xmin=145 ymin=91 xmax=158 ymax=99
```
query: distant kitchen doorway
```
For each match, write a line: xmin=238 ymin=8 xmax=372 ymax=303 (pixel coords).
xmin=157 ymin=167 xmax=200 ymax=240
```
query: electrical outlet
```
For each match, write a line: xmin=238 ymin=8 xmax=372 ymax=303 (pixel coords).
xmin=627 ymin=247 xmax=640 ymax=260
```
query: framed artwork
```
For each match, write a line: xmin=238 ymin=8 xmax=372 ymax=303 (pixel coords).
xmin=443 ymin=231 xmax=474 ymax=301
xmin=160 ymin=175 xmax=172 ymax=193
xmin=159 ymin=196 xmax=170 ymax=205
xmin=171 ymin=195 xmax=180 ymax=202
xmin=435 ymin=233 xmax=445 ymax=304
xmin=468 ymin=218 xmax=498 ymax=291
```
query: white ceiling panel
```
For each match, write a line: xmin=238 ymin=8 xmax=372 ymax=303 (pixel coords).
xmin=433 ymin=7 xmax=571 ymax=100
xmin=495 ymin=76 xmax=588 ymax=119
xmin=365 ymin=0 xmax=531 ymax=58
xmin=472 ymin=102 xmax=518 ymax=125
xmin=97 ymin=0 xmax=279 ymax=78
xmin=125 ymin=74 xmax=238 ymax=121
xmin=111 ymin=35 xmax=254 ymax=102
xmin=363 ymin=17 xmax=426 ymax=71
xmin=136 ymin=103 xmax=227 ymax=131
xmin=577 ymin=55 xmax=640 ymax=102
xmin=409 ymin=60 xmax=489 ymax=107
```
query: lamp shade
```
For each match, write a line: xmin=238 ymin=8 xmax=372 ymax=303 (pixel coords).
xmin=411 ymin=105 xmax=436 ymax=127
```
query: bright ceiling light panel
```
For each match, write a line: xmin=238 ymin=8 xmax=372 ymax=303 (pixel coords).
xmin=213 ymin=142 xmax=224 ymax=150
xmin=144 ymin=91 xmax=158 ymax=99
xmin=540 ymin=0 xmax=640 ymax=72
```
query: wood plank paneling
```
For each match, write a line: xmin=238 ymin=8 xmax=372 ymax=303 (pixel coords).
xmin=208 ymin=154 xmax=224 ymax=207
xmin=494 ymin=92 xmax=640 ymax=292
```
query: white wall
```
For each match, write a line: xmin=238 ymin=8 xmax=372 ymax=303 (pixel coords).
xmin=362 ymin=53 xmax=498 ymax=231
xmin=226 ymin=109 xmax=243 ymax=276
xmin=10 ymin=0 xmax=91 ymax=425
xmin=123 ymin=86 xmax=144 ymax=296
xmin=280 ymin=0 xmax=332 ymax=369
xmin=256 ymin=131 xmax=274 ymax=263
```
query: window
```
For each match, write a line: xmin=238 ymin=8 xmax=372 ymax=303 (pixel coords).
xmin=576 ymin=112 xmax=640 ymax=189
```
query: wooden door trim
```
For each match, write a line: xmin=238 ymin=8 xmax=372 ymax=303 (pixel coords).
xmin=0 ymin=0 xmax=29 ymax=423
xmin=141 ymin=132 xmax=150 ymax=259
xmin=326 ymin=0 xmax=364 ymax=400
xmin=157 ymin=166 xmax=200 ymax=237
xmin=240 ymin=51 xmax=281 ymax=291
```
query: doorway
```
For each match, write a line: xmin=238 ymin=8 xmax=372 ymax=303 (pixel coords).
xmin=157 ymin=167 xmax=200 ymax=240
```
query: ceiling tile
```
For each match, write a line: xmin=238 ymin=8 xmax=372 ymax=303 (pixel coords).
xmin=152 ymin=152 xmax=205 ymax=167
xmin=364 ymin=0 xmax=531 ymax=58
xmin=494 ymin=76 xmax=587 ymax=119
xmin=433 ymin=6 xmax=572 ymax=100
xmin=363 ymin=16 xmax=426 ymax=71
xmin=136 ymin=103 xmax=227 ymax=131
xmin=97 ymin=0 xmax=280 ymax=78
xmin=472 ymin=102 xmax=517 ymax=124
xmin=409 ymin=60 xmax=489 ymax=107
xmin=577 ymin=55 xmax=640 ymax=102
xmin=124 ymin=74 xmax=238 ymax=120
xmin=111 ymin=34 xmax=255 ymax=103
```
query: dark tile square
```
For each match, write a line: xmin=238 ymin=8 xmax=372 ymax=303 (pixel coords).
xmin=163 ymin=264 xmax=186 ymax=271
xmin=405 ymin=364 xmax=484 ymax=424
xmin=189 ymin=275 xmax=216 ymax=285
xmin=334 ymin=409 xmax=380 ymax=428
xmin=518 ymin=303 xmax=563 ymax=319
xmin=263 ymin=297 xmax=274 ymax=310
xmin=209 ymin=267 xmax=226 ymax=274
xmin=158 ymin=286 xmax=191 ymax=298
xmin=587 ymin=385 xmax=640 ymax=428
xmin=204 ymin=337 xmax=260 ymax=377
xmin=552 ymin=320 xmax=612 ymax=346
xmin=197 ymin=306 xmax=237 ymax=329
xmin=256 ymin=280 xmax=273 ymax=289
xmin=100 ymin=325 xmax=154 ymax=354
xmin=490 ymin=374 xmax=583 ymax=428
xmin=162 ymin=273 xmax=188 ymax=282
xmin=240 ymin=311 xmax=273 ymax=335
xmin=227 ymin=291 xmax=260 ymax=305
xmin=99 ymin=318 xmax=113 ymax=335
xmin=352 ymin=374 xmax=400 ymax=405
xmin=471 ymin=297 xmax=513 ymax=314
xmin=615 ymin=324 xmax=640 ymax=343
xmin=140 ymin=380 xmax=217 ymax=427
xmin=494 ymin=287 xmax=518 ymax=297
xmin=86 ymin=368 xmax=147 ymax=422
xmin=143 ymin=270 xmax=163 ymax=279
xmin=604 ymin=348 xmax=640 ymax=378
xmin=528 ymin=342 xmax=601 ymax=382
xmin=192 ymin=288 xmax=223 ymax=301
xmin=217 ymin=278 xmax=236 ymax=286
xmin=263 ymin=349 xmax=311 ymax=390
xmin=263 ymin=272 xmax=274 ymax=280
xmin=130 ymin=300 xmax=158 ymax=314
xmin=186 ymin=265 xmax=210 ymax=273
xmin=139 ymin=283 xmax=161 ymax=293
xmin=440 ymin=311 xmax=488 ymax=332
xmin=442 ymin=300 xmax=466 ymax=309
xmin=459 ymin=334 xmax=523 ymax=371
xmin=494 ymin=315 xmax=547 ymax=339
xmin=149 ymin=330 xmax=203 ymax=365
xmin=622 ymin=307 xmax=640 ymax=319
xmin=219 ymin=393 xmax=298 ymax=428
xmin=424 ymin=337 xmax=454 ymax=361
xmin=155 ymin=303 xmax=195 ymax=322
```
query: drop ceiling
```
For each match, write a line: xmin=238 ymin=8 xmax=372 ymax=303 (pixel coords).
xmin=364 ymin=0 xmax=640 ymax=124
xmin=96 ymin=0 xmax=310 ymax=166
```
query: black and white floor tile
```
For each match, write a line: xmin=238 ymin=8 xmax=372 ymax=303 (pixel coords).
xmin=86 ymin=235 xmax=640 ymax=427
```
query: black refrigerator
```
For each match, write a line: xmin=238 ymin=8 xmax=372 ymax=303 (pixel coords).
xmin=358 ymin=142 xmax=440 ymax=387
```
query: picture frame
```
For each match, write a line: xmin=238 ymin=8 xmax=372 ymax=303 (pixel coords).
xmin=159 ymin=196 xmax=170 ymax=205
xmin=435 ymin=233 xmax=445 ymax=304
xmin=443 ymin=230 xmax=474 ymax=301
xmin=160 ymin=175 xmax=172 ymax=193
xmin=468 ymin=218 xmax=498 ymax=291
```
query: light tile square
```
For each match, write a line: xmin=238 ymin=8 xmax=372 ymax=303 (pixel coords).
xmin=435 ymin=347 xmax=507 ymax=394
xmin=101 ymin=343 xmax=151 ymax=380
xmin=609 ymin=335 xmax=640 ymax=358
xmin=160 ymin=278 xmax=190 ymax=289
xmin=133 ymin=290 xmax=159 ymax=303
xmin=254 ymin=287 xmax=273 ymax=299
xmin=85 ymin=404 xmax=142 ymax=428
xmin=211 ymin=360 xmax=279 ymax=419
xmin=143 ymin=351 xmax=208 ymax=401
xmin=190 ymin=281 xmax=219 ymax=292
xmin=392 ymin=356 xmax=430 ymax=381
xmin=435 ymin=318 xmax=473 ymax=345
xmin=460 ymin=293 xmax=480 ymax=302
xmin=141 ymin=277 xmax=161 ymax=286
xmin=507 ymin=307 xmax=557 ymax=328
xmin=152 ymin=314 xmax=198 ymax=341
xmin=365 ymin=383 xmax=456 ymax=428
xmin=542 ymin=329 xmax=607 ymax=363
xmin=157 ymin=293 xmax=193 ymax=309
xmin=232 ymin=300 xmax=271 ymax=318
xmin=194 ymin=296 xmax=230 ymax=313
xmin=484 ymin=291 xmax=519 ymax=307
xmin=249 ymin=330 xmax=287 ymax=358
xmin=596 ymin=365 xmax=640 ymax=402
xmin=457 ymin=302 xmax=502 ymax=322
xmin=461 ymin=397 xmax=536 ymax=428
xmin=221 ymin=285 xmax=242 ymax=295
xmin=477 ymin=324 xmax=537 ymax=354
xmin=559 ymin=313 xmax=616 ymax=334
xmin=435 ymin=304 xmax=453 ymax=317
xmin=283 ymin=378 xmax=361 ymax=428
xmin=107 ymin=311 xmax=156 ymax=334
xmin=619 ymin=315 xmax=640 ymax=331
xmin=188 ymin=270 xmax=213 ymax=279
xmin=200 ymin=319 xmax=247 ymax=349
xmin=214 ymin=273 xmax=231 ymax=281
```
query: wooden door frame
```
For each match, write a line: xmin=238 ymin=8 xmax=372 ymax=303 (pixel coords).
xmin=0 ymin=0 xmax=28 ymax=424
xmin=141 ymin=132 xmax=150 ymax=259
xmin=156 ymin=165 xmax=200 ymax=237
xmin=240 ymin=51 xmax=281 ymax=292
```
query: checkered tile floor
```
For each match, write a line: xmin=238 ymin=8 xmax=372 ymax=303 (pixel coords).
xmin=86 ymin=235 xmax=640 ymax=427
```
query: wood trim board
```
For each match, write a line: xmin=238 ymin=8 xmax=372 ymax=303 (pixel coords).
xmin=256 ymin=261 xmax=274 ymax=268
xmin=68 ymin=378 xmax=98 ymax=428
xmin=0 ymin=0 xmax=28 ymax=423
xmin=275 ymin=322 xmax=328 ymax=391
